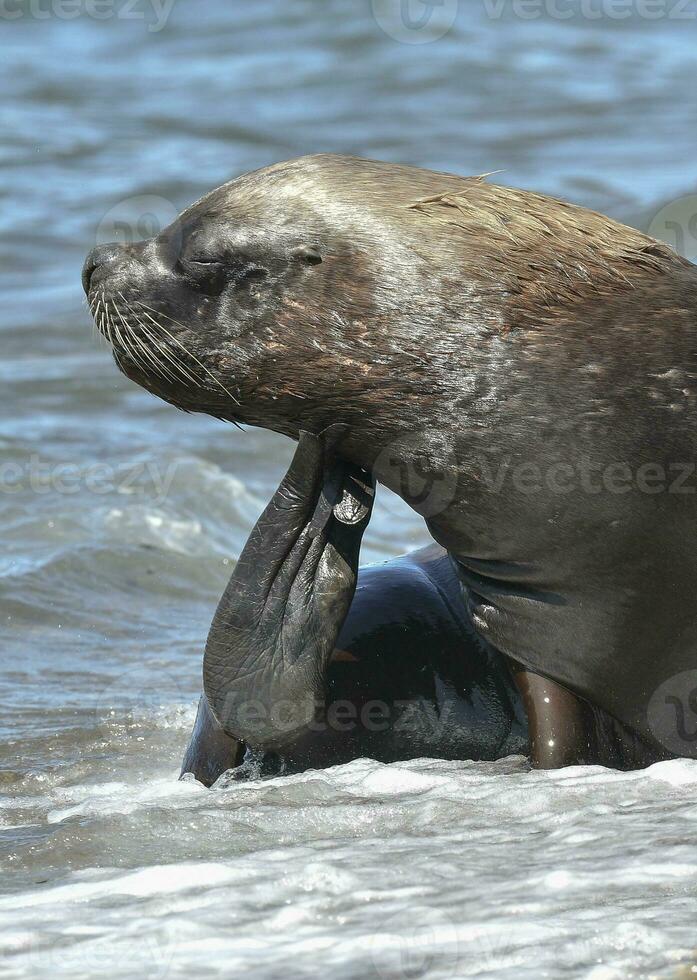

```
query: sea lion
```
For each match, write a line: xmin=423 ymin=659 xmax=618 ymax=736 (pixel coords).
xmin=83 ymin=153 xmax=697 ymax=768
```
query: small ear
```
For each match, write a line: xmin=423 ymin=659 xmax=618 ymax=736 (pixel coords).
xmin=290 ymin=244 xmax=323 ymax=265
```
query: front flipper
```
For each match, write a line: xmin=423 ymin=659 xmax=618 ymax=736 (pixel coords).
xmin=203 ymin=427 xmax=375 ymax=751
xmin=180 ymin=695 xmax=245 ymax=787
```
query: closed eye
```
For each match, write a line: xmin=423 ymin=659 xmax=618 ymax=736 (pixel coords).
xmin=188 ymin=256 xmax=222 ymax=267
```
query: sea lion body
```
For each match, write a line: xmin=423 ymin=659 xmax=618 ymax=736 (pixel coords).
xmin=182 ymin=542 xmax=658 ymax=786
xmin=84 ymin=154 xmax=697 ymax=763
xmin=182 ymin=546 xmax=529 ymax=785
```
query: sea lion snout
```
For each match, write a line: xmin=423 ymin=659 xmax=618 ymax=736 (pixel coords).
xmin=82 ymin=242 xmax=124 ymax=295
xmin=82 ymin=162 xmax=372 ymax=432
xmin=82 ymin=240 xmax=151 ymax=297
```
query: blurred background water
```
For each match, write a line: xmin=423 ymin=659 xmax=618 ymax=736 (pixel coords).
xmin=2 ymin=1 xmax=697 ymax=977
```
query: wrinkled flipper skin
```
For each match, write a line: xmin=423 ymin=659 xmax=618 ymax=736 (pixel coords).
xmin=202 ymin=426 xmax=374 ymax=752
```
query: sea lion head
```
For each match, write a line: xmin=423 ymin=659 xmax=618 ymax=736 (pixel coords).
xmin=82 ymin=154 xmax=450 ymax=445
xmin=83 ymin=153 xmax=688 ymax=485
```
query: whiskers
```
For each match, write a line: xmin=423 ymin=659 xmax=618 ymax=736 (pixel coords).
xmin=87 ymin=290 xmax=240 ymax=408
xmin=87 ymin=291 xmax=110 ymax=346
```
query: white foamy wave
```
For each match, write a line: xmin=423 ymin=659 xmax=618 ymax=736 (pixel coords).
xmin=3 ymin=755 xmax=697 ymax=978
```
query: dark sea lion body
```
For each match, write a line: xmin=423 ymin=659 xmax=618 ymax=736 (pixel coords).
xmin=182 ymin=545 xmax=529 ymax=787
xmin=182 ymin=540 xmax=660 ymax=787
xmin=84 ymin=154 xmax=697 ymax=764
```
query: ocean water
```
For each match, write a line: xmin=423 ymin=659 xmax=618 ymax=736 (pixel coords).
xmin=2 ymin=1 xmax=697 ymax=977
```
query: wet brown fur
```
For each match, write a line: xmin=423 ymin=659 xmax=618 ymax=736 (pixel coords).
xmin=408 ymin=179 xmax=690 ymax=334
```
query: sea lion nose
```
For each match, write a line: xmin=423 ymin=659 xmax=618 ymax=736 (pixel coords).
xmin=81 ymin=242 xmax=128 ymax=295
